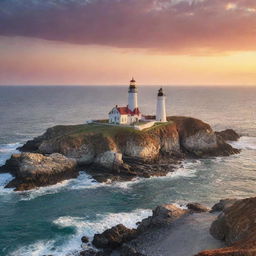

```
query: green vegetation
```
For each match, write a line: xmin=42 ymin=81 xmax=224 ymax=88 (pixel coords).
xmin=50 ymin=121 xmax=174 ymax=140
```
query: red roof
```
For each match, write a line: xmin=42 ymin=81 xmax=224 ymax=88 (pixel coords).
xmin=116 ymin=106 xmax=141 ymax=116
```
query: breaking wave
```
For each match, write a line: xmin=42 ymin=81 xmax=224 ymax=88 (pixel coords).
xmin=0 ymin=142 xmax=21 ymax=165
xmin=10 ymin=208 xmax=152 ymax=256
xmin=230 ymin=136 xmax=256 ymax=150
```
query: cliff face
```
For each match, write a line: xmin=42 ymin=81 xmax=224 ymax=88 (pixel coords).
xmin=21 ymin=116 xmax=238 ymax=161
xmin=1 ymin=116 xmax=240 ymax=190
xmin=196 ymin=197 xmax=256 ymax=256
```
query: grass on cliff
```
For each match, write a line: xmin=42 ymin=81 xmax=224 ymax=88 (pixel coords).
xmin=62 ymin=121 xmax=173 ymax=139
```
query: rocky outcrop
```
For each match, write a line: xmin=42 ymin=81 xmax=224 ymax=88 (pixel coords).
xmin=19 ymin=117 xmax=239 ymax=170
xmin=137 ymin=204 xmax=188 ymax=233
xmin=1 ymin=116 xmax=240 ymax=190
xmin=1 ymin=153 xmax=77 ymax=191
xmin=196 ymin=197 xmax=256 ymax=256
xmin=87 ymin=204 xmax=188 ymax=254
xmin=215 ymin=129 xmax=240 ymax=142
xmin=92 ymin=224 xmax=137 ymax=249
xmin=187 ymin=202 xmax=210 ymax=213
xmin=168 ymin=117 xmax=240 ymax=157
xmin=80 ymin=198 xmax=256 ymax=256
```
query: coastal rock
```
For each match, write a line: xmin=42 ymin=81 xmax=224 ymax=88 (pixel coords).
xmin=210 ymin=199 xmax=239 ymax=213
xmin=187 ymin=203 xmax=210 ymax=213
xmin=196 ymin=197 xmax=256 ymax=256
xmin=120 ymin=245 xmax=146 ymax=256
xmin=137 ymin=204 xmax=188 ymax=232
xmin=2 ymin=153 xmax=77 ymax=191
xmin=215 ymin=129 xmax=240 ymax=142
xmin=81 ymin=236 xmax=89 ymax=243
xmin=92 ymin=224 xmax=137 ymax=249
xmin=168 ymin=117 xmax=240 ymax=157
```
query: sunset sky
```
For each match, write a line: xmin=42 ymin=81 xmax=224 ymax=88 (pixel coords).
xmin=0 ymin=0 xmax=256 ymax=86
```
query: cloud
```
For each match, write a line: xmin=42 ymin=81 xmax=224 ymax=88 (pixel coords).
xmin=0 ymin=0 xmax=256 ymax=54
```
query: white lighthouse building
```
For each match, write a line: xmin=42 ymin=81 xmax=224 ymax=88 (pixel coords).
xmin=128 ymin=77 xmax=138 ymax=111
xmin=109 ymin=78 xmax=142 ymax=125
xmin=156 ymin=88 xmax=167 ymax=122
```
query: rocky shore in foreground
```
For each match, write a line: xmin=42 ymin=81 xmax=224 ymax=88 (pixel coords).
xmin=0 ymin=116 xmax=240 ymax=191
xmin=79 ymin=197 xmax=256 ymax=256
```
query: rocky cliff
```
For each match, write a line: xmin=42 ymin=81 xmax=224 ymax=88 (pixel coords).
xmin=1 ymin=116 xmax=240 ymax=191
xmin=196 ymin=197 xmax=256 ymax=256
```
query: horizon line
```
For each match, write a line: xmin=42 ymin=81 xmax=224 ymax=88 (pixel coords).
xmin=0 ymin=84 xmax=255 ymax=87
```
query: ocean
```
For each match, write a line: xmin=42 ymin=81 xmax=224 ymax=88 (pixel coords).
xmin=0 ymin=86 xmax=255 ymax=256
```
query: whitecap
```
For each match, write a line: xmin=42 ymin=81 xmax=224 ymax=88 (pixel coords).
xmin=0 ymin=173 xmax=14 ymax=194
xmin=19 ymin=172 xmax=100 ymax=201
xmin=230 ymin=136 xmax=256 ymax=150
xmin=10 ymin=208 xmax=152 ymax=256
xmin=0 ymin=142 xmax=22 ymax=165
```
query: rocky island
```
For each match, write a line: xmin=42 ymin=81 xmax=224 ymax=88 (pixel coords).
xmin=0 ymin=116 xmax=240 ymax=191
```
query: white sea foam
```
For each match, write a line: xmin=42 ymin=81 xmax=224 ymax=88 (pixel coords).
xmin=10 ymin=208 xmax=152 ymax=256
xmin=0 ymin=142 xmax=21 ymax=165
xmin=0 ymin=173 xmax=14 ymax=194
xmin=8 ymin=159 xmax=200 ymax=200
xmin=230 ymin=136 xmax=256 ymax=150
xmin=19 ymin=172 xmax=101 ymax=201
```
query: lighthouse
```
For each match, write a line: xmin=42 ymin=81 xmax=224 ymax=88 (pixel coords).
xmin=156 ymin=88 xmax=167 ymax=122
xmin=128 ymin=77 xmax=138 ymax=111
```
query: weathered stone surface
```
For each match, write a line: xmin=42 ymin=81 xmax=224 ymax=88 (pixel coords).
xmin=168 ymin=117 xmax=240 ymax=157
xmin=120 ymin=244 xmax=146 ymax=256
xmin=196 ymin=197 xmax=256 ymax=256
xmin=210 ymin=199 xmax=239 ymax=213
xmin=187 ymin=203 xmax=210 ymax=213
xmin=94 ymin=151 xmax=123 ymax=169
xmin=215 ymin=129 xmax=240 ymax=142
xmin=2 ymin=153 xmax=77 ymax=191
xmin=92 ymin=224 xmax=137 ymax=249
xmin=80 ymin=249 xmax=108 ymax=256
xmin=137 ymin=204 xmax=188 ymax=233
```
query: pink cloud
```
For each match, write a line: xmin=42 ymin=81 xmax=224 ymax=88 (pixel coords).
xmin=0 ymin=0 xmax=256 ymax=54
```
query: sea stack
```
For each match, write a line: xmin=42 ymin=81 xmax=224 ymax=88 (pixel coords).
xmin=156 ymin=88 xmax=167 ymax=122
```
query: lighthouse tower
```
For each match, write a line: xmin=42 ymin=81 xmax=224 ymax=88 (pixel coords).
xmin=128 ymin=77 xmax=138 ymax=111
xmin=156 ymin=88 xmax=167 ymax=122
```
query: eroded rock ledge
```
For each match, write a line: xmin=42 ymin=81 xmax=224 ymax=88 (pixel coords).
xmin=0 ymin=116 xmax=240 ymax=191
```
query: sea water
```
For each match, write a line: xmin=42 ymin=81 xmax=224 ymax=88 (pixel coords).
xmin=0 ymin=86 xmax=255 ymax=256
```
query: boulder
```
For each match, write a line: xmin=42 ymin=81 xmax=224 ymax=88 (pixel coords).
xmin=81 ymin=236 xmax=89 ymax=243
xmin=215 ymin=129 xmax=240 ymax=142
xmin=92 ymin=224 xmax=137 ymax=249
xmin=137 ymin=204 xmax=188 ymax=232
xmin=187 ymin=203 xmax=210 ymax=213
xmin=196 ymin=197 xmax=256 ymax=256
xmin=2 ymin=153 xmax=77 ymax=191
